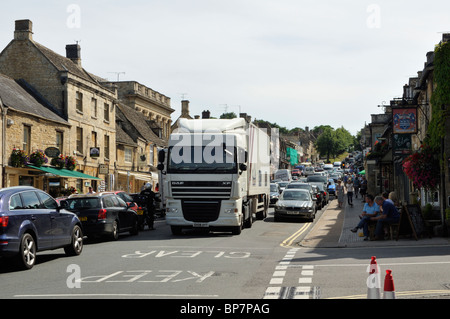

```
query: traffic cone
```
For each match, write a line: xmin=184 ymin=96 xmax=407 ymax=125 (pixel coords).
xmin=366 ymin=256 xmax=381 ymax=299
xmin=383 ymin=269 xmax=395 ymax=299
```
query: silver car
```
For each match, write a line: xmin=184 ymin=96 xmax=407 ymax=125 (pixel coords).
xmin=274 ymin=189 xmax=316 ymax=222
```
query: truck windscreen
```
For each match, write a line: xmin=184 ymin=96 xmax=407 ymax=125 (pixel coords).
xmin=167 ymin=145 xmax=238 ymax=174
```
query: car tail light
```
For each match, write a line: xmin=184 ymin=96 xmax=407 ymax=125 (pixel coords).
xmin=97 ymin=209 xmax=107 ymax=220
xmin=0 ymin=216 xmax=9 ymax=227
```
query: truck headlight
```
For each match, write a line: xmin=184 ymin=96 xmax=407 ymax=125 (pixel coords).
xmin=166 ymin=207 xmax=178 ymax=213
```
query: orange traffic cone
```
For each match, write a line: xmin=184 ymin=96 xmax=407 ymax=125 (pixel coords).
xmin=366 ymin=256 xmax=381 ymax=299
xmin=383 ymin=269 xmax=395 ymax=299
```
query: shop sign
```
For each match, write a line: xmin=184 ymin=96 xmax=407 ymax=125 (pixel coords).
xmin=44 ymin=147 xmax=60 ymax=158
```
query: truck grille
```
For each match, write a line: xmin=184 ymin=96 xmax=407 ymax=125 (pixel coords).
xmin=171 ymin=181 xmax=232 ymax=199
xmin=181 ymin=200 xmax=221 ymax=222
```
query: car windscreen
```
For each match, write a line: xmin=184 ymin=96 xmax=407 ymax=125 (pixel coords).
xmin=281 ymin=191 xmax=309 ymax=201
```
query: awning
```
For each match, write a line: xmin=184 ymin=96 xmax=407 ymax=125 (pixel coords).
xmin=27 ymin=165 xmax=102 ymax=180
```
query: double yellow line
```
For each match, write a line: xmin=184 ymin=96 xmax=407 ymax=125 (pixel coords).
xmin=281 ymin=223 xmax=311 ymax=248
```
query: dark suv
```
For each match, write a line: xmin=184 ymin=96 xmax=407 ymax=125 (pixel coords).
xmin=62 ymin=192 xmax=139 ymax=241
xmin=0 ymin=186 xmax=83 ymax=270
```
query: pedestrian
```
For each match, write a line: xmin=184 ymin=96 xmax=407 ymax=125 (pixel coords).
xmin=360 ymin=176 xmax=367 ymax=202
xmin=345 ymin=178 xmax=354 ymax=207
xmin=371 ymin=196 xmax=400 ymax=240
xmin=87 ymin=187 xmax=95 ymax=194
xmin=140 ymin=182 xmax=156 ymax=230
xmin=336 ymin=180 xmax=345 ymax=208
xmin=350 ymin=194 xmax=380 ymax=240
xmin=353 ymin=176 xmax=360 ymax=199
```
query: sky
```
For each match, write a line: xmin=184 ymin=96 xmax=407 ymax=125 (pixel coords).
xmin=0 ymin=0 xmax=449 ymax=136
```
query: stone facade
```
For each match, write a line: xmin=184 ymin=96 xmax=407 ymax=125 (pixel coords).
xmin=0 ymin=19 xmax=118 ymax=193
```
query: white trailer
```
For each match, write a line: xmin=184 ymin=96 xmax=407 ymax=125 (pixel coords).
xmin=158 ymin=117 xmax=270 ymax=235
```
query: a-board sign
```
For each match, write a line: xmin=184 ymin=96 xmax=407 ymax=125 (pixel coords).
xmin=397 ymin=204 xmax=426 ymax=240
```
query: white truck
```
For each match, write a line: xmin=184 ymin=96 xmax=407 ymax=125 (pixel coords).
xmin=158 ymin=117 xmax=270 ymax=235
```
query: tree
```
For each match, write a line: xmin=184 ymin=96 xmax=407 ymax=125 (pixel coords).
xmin=220 ymin=112 xmax=237 ymax=119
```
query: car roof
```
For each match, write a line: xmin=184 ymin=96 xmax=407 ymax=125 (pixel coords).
xmin=283 ymin=188 xmax=309 ymax=193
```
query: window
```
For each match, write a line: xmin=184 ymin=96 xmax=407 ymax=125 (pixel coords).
xmin=104 ymin=103 xmax=110 ymax=122
xmin=23 ymin=125 xmax=31 ymax=154
xmin=91 ymin=98 xmax=98 ymax=118
xmin=149 ymin=144 xmax=154 ymax=166
xmin=76 ymin=92 xmax=83 ymax=112
xmin=76 ymin=127 xmax=83 ymax=154
xmin=124 ymin=147 xmax=132 ymax=163
xmin=9 ymin=194 xmax=23 ymax=210
xmin=21 ymin=191 xmax=42 ymax=209
xmin=104 ymin=135 xmax=110 ymax=160
xmin=37 ymin=192 xmax=58 ymax=209
xmin=92 ymin=131 xmax=97 ymax=148
xmin=56 ymin=131 xmax=63 ymax=152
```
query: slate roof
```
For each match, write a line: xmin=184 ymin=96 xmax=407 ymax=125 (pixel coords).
xmin=0 ymin=73 xmax=69 ymax=125
xmin=33 ymin=42 xmax=101 ymax=86
xmin=116 ymin=103 xmax=167 ymax=147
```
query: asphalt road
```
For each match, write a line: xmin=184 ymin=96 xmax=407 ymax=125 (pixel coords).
xmin=1 ymin=202 xmax=450 ymax=302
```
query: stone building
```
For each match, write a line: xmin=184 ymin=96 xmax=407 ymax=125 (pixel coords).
xmin=109 ymin=81 xmax=174 ymax=140
xmin=0 ymin=73 xmax=78 ymax=195
xmin=115 ymin=103 xmax=167 ymax=192
xmin=0 ymin=19 xmax=118 ymax=192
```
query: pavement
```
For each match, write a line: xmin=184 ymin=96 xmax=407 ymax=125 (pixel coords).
xmin=300 ymin=194 xmax=450 ymax=248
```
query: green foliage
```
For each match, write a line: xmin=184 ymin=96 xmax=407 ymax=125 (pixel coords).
xmin=315 ymin=126 xmax=354 ymax=161
xmin=427 ymin=40 xmax=450 ymax=150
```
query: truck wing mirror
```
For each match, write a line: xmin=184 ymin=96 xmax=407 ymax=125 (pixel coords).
xmin=158 ymin=149 xmax=166 ymax=163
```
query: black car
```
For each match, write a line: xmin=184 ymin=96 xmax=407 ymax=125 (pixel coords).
xmin=0 ymin=186 xmax=83 ymax=269
xmin=62 ymin=193 xmax=139 ymax=240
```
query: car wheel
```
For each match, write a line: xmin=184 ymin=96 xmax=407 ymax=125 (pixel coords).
xmin=111 ymin=220 xmax=119 ymax=240
xmin=17 ymin=233 xmax=36 ymax=270
xmin=64 ymin=225 xmax=83 ymax=256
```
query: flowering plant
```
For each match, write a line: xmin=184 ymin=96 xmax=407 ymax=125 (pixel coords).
xmin=29 ymin=150 xmax=48 ymax=167
xmin=65 ymin=155 xmax=77 ymax=170
xmin=402 ymin=144 xmax=440 ymax=191
xmin=10 ymin=148 xmax=29 ymax=167
xmin=50 ymin=155 xmax=66 ymax=169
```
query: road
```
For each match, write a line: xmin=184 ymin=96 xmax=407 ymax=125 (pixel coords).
xmin=1 ymin=202 xmax=450 ymax=302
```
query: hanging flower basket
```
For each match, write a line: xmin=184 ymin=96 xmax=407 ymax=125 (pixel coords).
xmin=402 ymin=144 xmax=440 ymax=191
xmin=10 ymin=148 xmax=29 ymax=168
xmin=29 ymin=150 xmax=48 ymax=167
xmin=50 ymin=155 xmax=66 ymax=169
xmin=65 ymin=155 xmax=77 ymax=170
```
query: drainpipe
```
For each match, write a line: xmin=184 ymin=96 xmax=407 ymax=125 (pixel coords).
xmin=0 ymin=96 xmax=7 ymax=188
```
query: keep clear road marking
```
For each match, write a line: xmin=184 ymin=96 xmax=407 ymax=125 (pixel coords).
xmin=263 ymin=248 xmax=320 ymax=299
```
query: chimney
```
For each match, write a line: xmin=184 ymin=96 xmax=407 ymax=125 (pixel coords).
xmin=202 ymin=110 xmax=210 ymax=119
xmin=14 ymin=19 xmax=33 ymax=41
xmin=181 ymin=100 xmax=190 ymax=117
xmin=443 ymin=33 xmax=450 ymax=43
xmin=66 ymin=44 xmax=82 ymax=67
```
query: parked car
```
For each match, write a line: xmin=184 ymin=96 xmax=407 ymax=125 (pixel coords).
xmin=270 ymin=183 xmax=281 ymax=206
xmin=62 ymin=192 xmax=139 ymax=241
xmin=0 ymin=186 xmax=83 ymax=270
xmin=274 ymin=189 xmax=316 ymax=222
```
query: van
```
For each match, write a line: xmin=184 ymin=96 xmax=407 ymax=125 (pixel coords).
xmin=303 ymin=166 xmax=315 ymax=177
xmin=274 ymin=169 xmax=291 ymax=181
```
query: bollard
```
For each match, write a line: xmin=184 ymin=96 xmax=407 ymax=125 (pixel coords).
xmin=383 ymin=269 xmax=395 ymax=299
xmin=366 ymin=256 xmax=381 ymax=299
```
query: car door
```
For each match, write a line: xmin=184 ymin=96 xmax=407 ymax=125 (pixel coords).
xmin=20 ymin=191 xmax=53 ymax=250
xmin=112 ymin=195 xmax=131 ymax=230
xmin=37 ymin=191 xmax=71 ymax=248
